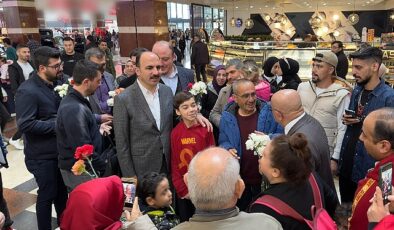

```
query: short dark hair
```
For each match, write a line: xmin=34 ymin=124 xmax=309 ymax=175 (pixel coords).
xmin=135 ymin=50 xmax=151 ymax=67
xmin=3 ymin=38 xmax=11 ymax=46
xmin=349 ymin=46 xmax=383 ymax=65
xmin=63 ymin=37 xmax=74 ymax=42
xmin=331 ymin=41 xmax=343 ymax=48
xmin=269 ymin=133 xmax=313 ymax=185
xmin=32 ymin=46 xmax=60 ymax=70
xmin=373 ymin=107 xmax=394 ymax=149
xmin=98 ymin=39 xmax=107 ymax=45
xmin=72 ymin=60 xmax=100 ymax=85
xmin=129 ymin=47 xmax=149 ymax=59
xmin=16 ymin=44 xmax=28 ymax=51
xmin=136 ymin=172 xmax=167 ymax=206
xmin=174 ymin=91 xmax=195 ymax=110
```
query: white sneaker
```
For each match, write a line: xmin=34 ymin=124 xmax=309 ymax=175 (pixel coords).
xmin=9 ymin=138 xmax=24 ymax=150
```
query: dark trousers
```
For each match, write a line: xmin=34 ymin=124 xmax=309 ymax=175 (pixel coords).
xmin=339 ymin=176 xmax=358 ymax=203
xmin=25 ymin=159 xmax=68 ymax=230
xmin=0 ymin=172 xmax=13 ymax=228
xmin=194 ymin=64 xmax=207 ymax=82
xmin=175 ymin=196 xmax=195 ymax=222
xmin=237 ymin=184 xmax=261 ymax=212
xmin=2 ymin=85 xmax=15 ymax=114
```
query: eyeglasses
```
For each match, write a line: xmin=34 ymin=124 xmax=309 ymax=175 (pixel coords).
xmin=235 ymin=92 xmax=256 ymax=99
xmin=47 ymin=62 xmax=64 ymax=70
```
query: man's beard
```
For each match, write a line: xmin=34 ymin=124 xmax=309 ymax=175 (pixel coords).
xmin=354 ymin=74 xmax=371 ymax=86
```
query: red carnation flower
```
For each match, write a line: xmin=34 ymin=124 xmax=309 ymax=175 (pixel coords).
xmin=187 ymin=83 xmax=193 ymax=90
xmin=74 ymin=144 xmax=94 ymax=160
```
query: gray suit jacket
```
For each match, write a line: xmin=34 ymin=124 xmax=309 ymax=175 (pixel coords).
xmin=113 ymin=82 xmax=173 ymax=177
xmin=176 ymin=66 xmax=194 ymax=92
xmin=288 ymin=113 xmax=335 ymax=191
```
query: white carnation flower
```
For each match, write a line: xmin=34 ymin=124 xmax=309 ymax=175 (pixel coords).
xmin=108 ymin=91 xmax=116 ymax=97
xmin=245 ymin=140 xmax=254 ymax=150
xmin=107 ymin=98 xmax=114 ymax=107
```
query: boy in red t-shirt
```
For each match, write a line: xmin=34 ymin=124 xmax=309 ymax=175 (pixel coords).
xmin=171 ymin=91 xmax=215 ymax=222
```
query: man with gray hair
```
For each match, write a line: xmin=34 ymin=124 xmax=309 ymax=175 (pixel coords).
xmin=209 ymin=59 xmax=244 ymax=127
xmin=85 ymin=47 xmax=114 ymax=123
xmin=174 ymin=147 xmax=282 ymax=230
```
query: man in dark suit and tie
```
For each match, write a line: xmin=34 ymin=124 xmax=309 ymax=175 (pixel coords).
xmin=152 ymin=41 xmax=194 ymax=95
xmin=271 ymin=89 xmax=336 ymax=192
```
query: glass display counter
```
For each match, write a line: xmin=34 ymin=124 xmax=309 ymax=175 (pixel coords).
xmin=208 ymin=41 xmax=358 ymax=79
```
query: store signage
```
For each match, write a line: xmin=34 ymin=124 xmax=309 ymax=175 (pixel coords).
xmin=383 ymin=50 xmax=394 ymax=60
xmin=236 ymin=18 xmax=243 ymax=28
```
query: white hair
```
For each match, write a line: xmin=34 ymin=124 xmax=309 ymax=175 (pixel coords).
xmin=187 ymin=149 xmax=240 ymax=210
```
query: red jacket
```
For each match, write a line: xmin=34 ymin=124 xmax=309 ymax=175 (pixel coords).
xmin=349 ymin=154 xmax=394 ymax=230
xmin=171 ymin=122 xmax=215 ymax=197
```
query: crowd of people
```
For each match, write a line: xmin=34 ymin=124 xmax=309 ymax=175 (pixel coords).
xmin=0 ymin=32 xmax=392 ymax=230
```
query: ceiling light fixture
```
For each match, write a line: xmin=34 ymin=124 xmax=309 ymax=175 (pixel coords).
xmin=245 ymin=0 xmax=254 ymax=29
xmin=348 ymin=0 xmax=359 ymax=25
xmin=230 ymin=0 xmax=236 ymax=27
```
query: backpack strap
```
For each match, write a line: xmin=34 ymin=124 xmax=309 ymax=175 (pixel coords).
xmin=308 ymin=174 xmax=323 ymax=209
xmin=254 ymin=195 xmax=313 ymax=229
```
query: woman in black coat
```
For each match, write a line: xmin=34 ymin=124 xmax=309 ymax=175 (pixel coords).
xmin=200 ymin=65 xmax=227 ymax=142
xmin=178 ymin=34 xmax=186 ymax=59
xmin=250 ymin=133 xmax=338 ymax=230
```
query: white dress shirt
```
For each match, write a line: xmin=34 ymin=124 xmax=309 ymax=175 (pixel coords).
xmin=161 ymin=65 xmax=178 ymax=95
xmin=284 ymin=112 xmax=306 ymax=134
xmin=137 ymin=79 xmax=161 ymax=129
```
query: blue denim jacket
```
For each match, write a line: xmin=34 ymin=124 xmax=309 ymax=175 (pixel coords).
xmin=339 ymin=79 xmax=394 ymax=183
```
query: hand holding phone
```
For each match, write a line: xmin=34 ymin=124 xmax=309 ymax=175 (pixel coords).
xmin=345 ymin=109 xmax=356 ymax=118
xmin=379 ymin=162 xmax=393 ymax=205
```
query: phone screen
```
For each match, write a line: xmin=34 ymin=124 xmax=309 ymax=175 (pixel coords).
xmin=379 ymin=162 xmax=393 ymax=205
xmin=345 ymin=109 xmax=356 ymax=118
xmin=123 ymin=182 xmax=136 ymax=208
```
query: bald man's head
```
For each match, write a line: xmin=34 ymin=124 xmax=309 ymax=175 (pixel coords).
xmin=271 ymin=89 xmax=303 ymax=114
xmin=186 ymin=147 xmax=243 ymax=210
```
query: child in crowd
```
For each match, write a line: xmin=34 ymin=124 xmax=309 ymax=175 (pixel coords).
xmin=136 ymin=172 xmax=180 ymax=230
xmin=171 ymin=91 xmax=215 ymax=222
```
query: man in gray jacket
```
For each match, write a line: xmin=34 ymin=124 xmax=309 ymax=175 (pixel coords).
xmin=174 ymin=147 xmax=282 ymax=230
xmin=271 ymin=89 xmax=336 ymax=191
xmin=209 ymin=59 xmax=243 ymax=127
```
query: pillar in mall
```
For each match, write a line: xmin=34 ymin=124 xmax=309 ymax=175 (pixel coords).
xmin=116 ymin=0 xmax=169 ymax=60
xmin=2 ymin=0 xmax=40 ymax=44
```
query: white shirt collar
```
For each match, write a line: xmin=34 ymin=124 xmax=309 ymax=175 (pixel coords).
xmin=162 ymin=65 xmax=178 ymax=79
xmin=284 ymin=112 xmax=306 ymax=134
xmin=136 ymin=79 xmax=159 ymax=95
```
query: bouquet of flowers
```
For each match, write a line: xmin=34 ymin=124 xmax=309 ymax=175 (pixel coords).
xmin=54 ymin=84 xmax=69 ymax=98
xmin=107 ymin=88 xmax=124 ymax=107
xmin=245 ymin=133 xmax=270 ymax=156
xmin=71 ymin=144 xmax=98 ymax=178
xmin=189 ymin=81 xmax=207 ymax=96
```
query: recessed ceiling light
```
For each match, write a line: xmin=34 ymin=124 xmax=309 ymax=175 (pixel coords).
xmin=366 ymin=1 xmax=370 ymax=4
xmin=235 ymin=6 xmax=238 ymax=9
xmin=259 ymin=7 xmax=262 ymax=10
xmin=265 ymin=5 xmax=268 ymax=8
xmin=273 ymin=7 xmax=276 ymax=10
xmin=250 ymin=5 xmax=254 ymax=8
xmin=347 ymin=2 xmax=351 ymax=4
xmin=322 ymin=3 xmax=327 ymax=6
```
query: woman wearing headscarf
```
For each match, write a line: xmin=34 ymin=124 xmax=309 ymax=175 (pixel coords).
xmin=271 ymin=57 xmax=302 ymax=90
xmin=201 ymin=65 xmax=227 ymax=142
xmin=262 ymin=57 xmax=280 ymax=94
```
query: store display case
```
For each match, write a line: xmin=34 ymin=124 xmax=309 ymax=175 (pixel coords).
xmin=208 ymin=41 xmax=358 ymax=79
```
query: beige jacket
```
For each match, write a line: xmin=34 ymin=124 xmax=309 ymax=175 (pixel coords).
xmin=209 ymin=84 xmax=233 ymax=127
xmin=298 ymin=80 xmax=350 ymax=156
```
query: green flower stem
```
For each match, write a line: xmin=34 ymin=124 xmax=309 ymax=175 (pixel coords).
xmin=86 ymin=158 xmax=98 ymax=178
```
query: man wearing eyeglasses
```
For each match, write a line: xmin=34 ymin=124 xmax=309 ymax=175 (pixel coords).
xmin=85 ymin=48 xmax=115 ymax=120
xmin=15 ymin=46 xmax=68 ymax=230
xmin=218 ymin=79 xmax=282 ymax=211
